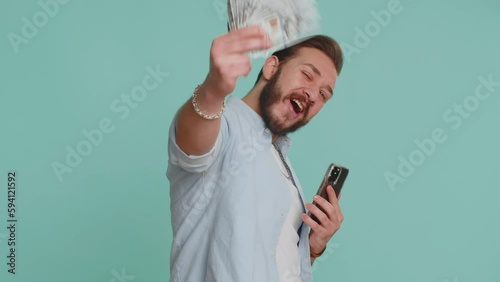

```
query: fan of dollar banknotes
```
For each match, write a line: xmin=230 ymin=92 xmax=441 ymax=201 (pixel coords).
xmin=227 ymin=0 xmax=320 ymax=58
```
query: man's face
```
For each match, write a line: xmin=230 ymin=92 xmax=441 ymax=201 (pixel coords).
xmin=259 ymin=47 xmax=338 ymax=136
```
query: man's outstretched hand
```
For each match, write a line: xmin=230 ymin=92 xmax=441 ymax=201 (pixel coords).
xmin=203 ymin=26 xmax=272 ymax=98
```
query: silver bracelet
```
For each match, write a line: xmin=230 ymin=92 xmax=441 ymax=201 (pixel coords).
xmin=191 ymin=84 xmax=226 ymax=120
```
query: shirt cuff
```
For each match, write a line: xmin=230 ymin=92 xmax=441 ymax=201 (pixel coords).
xmin=167 ymin=115 xmax=225 ymax=173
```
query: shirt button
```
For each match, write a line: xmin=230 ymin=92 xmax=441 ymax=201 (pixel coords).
xmin=265 ymin=128 xmax=270 ymax=133
xmin=280 ymin=211 xmax=284 ymax=216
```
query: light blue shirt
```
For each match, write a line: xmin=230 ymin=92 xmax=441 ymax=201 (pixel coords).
xmin=167 ymin=95 xmax=314 ymax=282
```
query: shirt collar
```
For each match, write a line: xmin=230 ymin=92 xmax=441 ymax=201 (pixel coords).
xmin=227 ymin=95 xmax=293 ymax=157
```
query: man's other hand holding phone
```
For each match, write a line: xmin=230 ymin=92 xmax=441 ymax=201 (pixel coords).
xmin=301 ymin=185 xmax=344 ymax=264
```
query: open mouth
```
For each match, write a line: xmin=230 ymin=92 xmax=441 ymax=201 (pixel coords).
xmin=290 ymin=98 xmax=305 ymax=115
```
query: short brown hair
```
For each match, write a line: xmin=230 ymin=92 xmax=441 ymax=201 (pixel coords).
xmin=255 ymin=35 xmax=344 ymax=85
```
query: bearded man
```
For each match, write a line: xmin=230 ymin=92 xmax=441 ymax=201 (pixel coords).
xmin=166 ymin=26 xmax=345 ymax=282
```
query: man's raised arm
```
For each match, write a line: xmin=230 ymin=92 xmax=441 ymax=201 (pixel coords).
xmin=175 ymin=26 xmax=272 ymax=156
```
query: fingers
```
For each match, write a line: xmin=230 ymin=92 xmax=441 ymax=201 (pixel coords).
xmin=313 ymin=197 xmax=334 ymax=220
xmin=326 ymin=185 xmax=339 ymax=206
xmin=228 ymin=25 xmax=267 ymax=41
xmin=314 ymin=186 xmax=344 ymax=223
xmin=326 ymin=185 xmax=344 ymax=222
xmin=227 ymin=63 xmax=252 ymax=78
xmin=304 ymin=203 xmax=342 ymax=242
xmin=205 ymin=25 xmax=272 ymax=97
xmin=217 ymin=54 xmax=251 ymax=78
xmin=225 ymin=26 xmax=273 ymax=53
xmin=231 ymin=36 xmax=272 ymax=53
xmin=306 ymin=202 xmax=333 ymax=228
xmin=301 ymin=212 xmax=323 ymax=232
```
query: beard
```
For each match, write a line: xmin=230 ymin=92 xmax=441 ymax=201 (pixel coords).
xmin=259 ymin=68 xmax=310 ymax=137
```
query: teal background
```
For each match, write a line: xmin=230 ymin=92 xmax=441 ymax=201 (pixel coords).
xmin=1 ymin=0 xmax=499 ymax=281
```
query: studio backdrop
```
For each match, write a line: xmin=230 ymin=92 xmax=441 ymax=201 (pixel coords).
xmin=1 ymin=0 xmax=499 ymax=281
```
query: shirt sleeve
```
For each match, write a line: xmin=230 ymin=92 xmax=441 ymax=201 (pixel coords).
xmin=167 ymin=112 xmax=228 ymax=173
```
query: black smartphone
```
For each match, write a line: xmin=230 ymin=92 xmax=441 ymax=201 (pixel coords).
xmin=308 ymin=163 xmax=349 ymax=224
